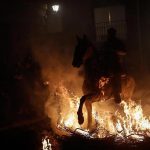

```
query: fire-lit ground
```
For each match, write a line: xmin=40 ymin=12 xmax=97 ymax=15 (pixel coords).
xmin=1 ymin=120 xmax=150 ymax=150
xmin=47 ymin=133 xmax=150 ymax=150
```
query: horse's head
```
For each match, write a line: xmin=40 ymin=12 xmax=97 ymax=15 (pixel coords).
xmin=72 ymin=35 xmax=94 ymax=68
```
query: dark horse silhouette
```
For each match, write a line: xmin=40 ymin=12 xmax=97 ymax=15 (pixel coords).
xmin=72 ymin=35 xmax=135 ymax=129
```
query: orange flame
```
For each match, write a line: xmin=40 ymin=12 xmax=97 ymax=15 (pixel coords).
xmin=46 ymin=83 xmax=150 ymax=142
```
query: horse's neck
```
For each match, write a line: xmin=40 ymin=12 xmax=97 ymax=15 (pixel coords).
xmin=83 ymin=46 xmax=95 ymax=61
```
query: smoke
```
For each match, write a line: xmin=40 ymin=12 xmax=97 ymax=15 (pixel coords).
xmin=31 ymin=34 xmax=150 ymax=135
xmin=31 ymin=35 xmax=83 ymax=133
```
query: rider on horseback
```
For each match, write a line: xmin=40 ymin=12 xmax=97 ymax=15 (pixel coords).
xmin=100 ymin=27 xmax=126 ymax=103
xmin=72 ymin=33 xmax=134 ymax=127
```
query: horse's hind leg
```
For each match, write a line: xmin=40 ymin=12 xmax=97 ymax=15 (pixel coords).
xmin=122 ymin=76 xmax=136 ymax=100
xmin=77 ymin=95 xmax=87 ymax=124
xmin=112 ymin=74 xmax=122 ymax=103
xmin=85 ymin=100 xmax=92 ymax=129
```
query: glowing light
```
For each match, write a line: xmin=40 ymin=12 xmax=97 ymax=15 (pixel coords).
xmin=42 ymin=137 xmax=52 ymax=150
xmin=52 ymin=5 xmax=60 ymax=12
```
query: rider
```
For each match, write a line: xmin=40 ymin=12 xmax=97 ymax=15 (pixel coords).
xmin=100 ymin=27 xmax=126 ymax=103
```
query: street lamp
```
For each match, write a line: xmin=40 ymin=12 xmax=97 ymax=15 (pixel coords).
xmin=52 ymin=4 xmax=60 ymax=12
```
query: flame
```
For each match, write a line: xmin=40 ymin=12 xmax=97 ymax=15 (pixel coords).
xmin=57 ymin=87 xmax=81 ymax=130
xmin=46 ymin=83 xmax=150 ymax=142
xmin=42 ymin=137 xmax=52 ymax=150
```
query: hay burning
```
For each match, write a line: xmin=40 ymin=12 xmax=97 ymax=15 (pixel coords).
xmin=45 ymin=83 xmax=150 ymax=143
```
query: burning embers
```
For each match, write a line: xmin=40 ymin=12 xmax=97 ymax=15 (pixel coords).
xmin=42 ymin=136 xmax=52 ymax=150
xmin=45 ymin=83 xmax=150 ymax=143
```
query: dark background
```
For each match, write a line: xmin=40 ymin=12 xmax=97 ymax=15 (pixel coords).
xmin=0 ymin=0 xmax=150 ymax=149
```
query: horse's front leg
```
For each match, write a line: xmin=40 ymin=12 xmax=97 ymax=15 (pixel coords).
xmin=77 ymin=95 xmax=87 ymax=124
xmin=85 ymin=100 xmax=92 ymax=129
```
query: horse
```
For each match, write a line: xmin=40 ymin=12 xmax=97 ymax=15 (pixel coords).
xmin=72 ymin=35 xmax=135 ymax=129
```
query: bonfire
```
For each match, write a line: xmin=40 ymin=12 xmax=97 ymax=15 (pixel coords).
xmin=44 ymin=83 xmax=150 ymax=145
